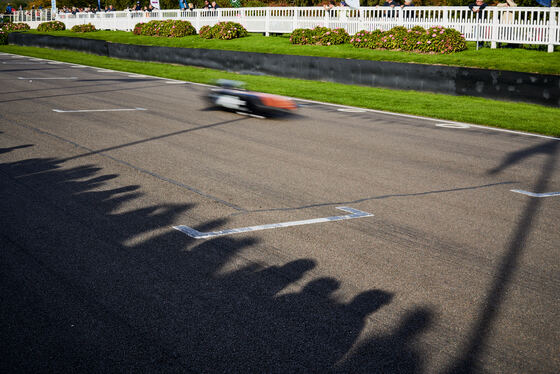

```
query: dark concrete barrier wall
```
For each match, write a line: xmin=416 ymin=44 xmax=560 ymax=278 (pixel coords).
xmin=9 ymin=32 xmax=560 ymax=107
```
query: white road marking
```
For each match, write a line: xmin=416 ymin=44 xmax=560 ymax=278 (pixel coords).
xmin=337 ymin=108 xmax=367 ymax=113
xmin=165 ymin=81 xmax=187 ymax=84
xmin=511 ymin=189 xmax=560 ymax=198
xmin=52 ymin=107 xmax=147 ymax=113
xmin=97 ymin=69 xmax=114 ymax=72
xmin=436 ymin=123 xmax=471 ymax=129
xmin=48 ymin=61 xmax=65 ymax=64
xmin=174 ymin=207 xmax=373 ymax=239
xmin=18 ymin=77 xmax=78 ymax=80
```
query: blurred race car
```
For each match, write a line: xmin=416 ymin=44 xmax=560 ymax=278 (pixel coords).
xmin=208 ymin=79 xmax=297 ymax=117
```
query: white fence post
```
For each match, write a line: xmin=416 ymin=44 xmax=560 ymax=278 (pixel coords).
xmin=548 ymin=7 xmax=557 ymax=53
xmin=491 ymin=8 xmax=499 ymax=49
xmin=265 ymin=7 xmax=270 ymax=36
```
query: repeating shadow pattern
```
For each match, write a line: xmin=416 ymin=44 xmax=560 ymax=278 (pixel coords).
xmin=0 ymin=152 xmax=433 ymax=373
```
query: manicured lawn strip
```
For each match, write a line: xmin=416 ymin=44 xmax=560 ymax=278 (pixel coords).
xmin=25 ymin=30 xmax=560 ymax=75
xmin=1 ymin=44 xmax=559 ymax=137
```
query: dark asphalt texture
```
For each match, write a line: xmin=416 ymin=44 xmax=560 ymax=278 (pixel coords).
xmin=1 ymin=53 xmax=559 ymax=374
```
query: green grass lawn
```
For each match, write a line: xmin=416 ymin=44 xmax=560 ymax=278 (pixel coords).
xmin=2 ymin=44 xmax=559 ymax=137
xmin=26 ymin=30 xmax=560 ymax=75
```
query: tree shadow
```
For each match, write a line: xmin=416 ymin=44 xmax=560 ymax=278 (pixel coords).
xmin=1 ymin=154 xmax=432 ymax=372
xmin=446 ymin=139 xmax=559 ymax=374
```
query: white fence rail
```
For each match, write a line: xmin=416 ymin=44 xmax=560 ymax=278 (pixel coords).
xmin=7 ymin=6 xmax=559 ymax=52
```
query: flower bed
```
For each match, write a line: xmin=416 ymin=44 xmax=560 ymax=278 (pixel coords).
xmin=350 ymin=25 xmax=467 ymax=54
xmin=71 ymin=23 xmax=97 ymax=33
xmin=37 ymin=21 xmax=66 ymax=32
xmin=133 ymin=20 xmax=196 ymax=37
xmin=290 ymin=26 xmax=349 ymax=46
xmin=198 ymin=22 xmax=248 ymax=40
xmin=1 ymin=23 xmax=30 ymax=32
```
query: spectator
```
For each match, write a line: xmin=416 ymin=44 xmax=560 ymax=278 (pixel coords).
xmin=378 ymin=0 xmax=400 ymax=17
xmin=134 ymin=1 xmax=142 ymax=10
xmin=6 ymin=3 xmax=13 ymax=14
xmin=210 ymin=1 xmax=219 ymax=9
xmin=188 ymin=2 xmax=195 ymax=11
xmin=147 ymin=4 xmax=153 ymax=12
xmin=203 ymin=0 xmax=210 ymax=9
xmin=108 ymin=5 xmax=115 ymax=11
xmin=497 ymin=0 xmax=516 ymax=22
xmin=469 ymin=0 xmax=487 ymax=17
xmin=323 ymin=0 xmax=336 ymax=11
xmin=380 ymin=0 xmax=399 ymax=7
xmin=469 ymin=0 xmax=488 ymax=48
xmin=179 ymin=0 xmax=187 ymax=9
xmin=401 ymin=0 xmax=414 ymax=7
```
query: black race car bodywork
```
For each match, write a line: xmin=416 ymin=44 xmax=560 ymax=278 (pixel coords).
xmin=208 ymin=80 xmax=297 ymax=117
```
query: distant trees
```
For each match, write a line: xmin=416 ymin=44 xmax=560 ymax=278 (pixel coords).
xmin=2 ymin=0 xmax=548 ymax=12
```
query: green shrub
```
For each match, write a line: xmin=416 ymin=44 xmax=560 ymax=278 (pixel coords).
xmin=198 ymin=25 xmax=213 ymax=39
xmin=290 ymin=26 xmax=349 ymax=46
xmin=37 ymin=21 xmax=66 ymax=32
xmin=133 ymin=20 xmax=197 ymax=37
xmin=133 ymin=22 xmax=144 ymax=35
xmin=198 ymin=22 xmax=248 ymax=40
xmin=350 ymin=25 xmax=466 ymax=54
xmin=71 ymin=23 xmax=97 ymax=33
xmin=1 ymin=22 xmax=30 ymax=32
xmin=0 ymin=30 xmax=7 ymax=45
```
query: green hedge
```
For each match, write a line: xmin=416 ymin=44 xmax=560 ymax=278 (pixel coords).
xmin=290 ymin=26 xmax=350 ymax=46
xmin=1 ymin=23 xmax=30 ymax=32
xmin=132 ymin=20 xmax=196 ymax=37
xmin=198 ymin=22 xmax=248 ymax=40
xmin=71 ymin=23 xmax=97 ymax=33
xmin=0 ymin=30 xmax=7 ymax=45
xmin=289 ymin=25 xmax=466 ymax=54
xmin=350 ymin=25 xmax=467 ymax=54
xmin=37 ymin=21 xmax=66 ymax=32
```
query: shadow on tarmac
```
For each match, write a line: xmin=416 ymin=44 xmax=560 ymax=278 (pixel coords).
xmin=446 ymin=139 xmax=559 ymax=374
xmin=0 ymin=151 xmax=433 ymax=373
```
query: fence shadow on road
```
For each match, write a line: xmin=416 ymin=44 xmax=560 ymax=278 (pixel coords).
xmin=1 ymin=151 xmax=433 ymax=373
xmin=446 ymin=139 xmax=559 ymax=374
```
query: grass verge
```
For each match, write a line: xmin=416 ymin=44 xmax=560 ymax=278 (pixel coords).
xmin=26 ymin=30 xmax=560 ymax=75
xmin=1 ymin=44 xmax=559 ymax=137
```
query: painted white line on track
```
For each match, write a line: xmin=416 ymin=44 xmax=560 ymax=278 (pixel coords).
xmin=165 ymin=81 xmax=187 ymax=84
xmin=18 ymin=77 xmax=78 ymax=80
xmin=174 ymin=207 xmax=373 ymax=239
xmin=291 ymin=98 xmax=559 ymax=141
xmin=97 ymin=69 xmax=114 ymax=72
xmin=511 ymin=189 xmax=560 ymax=198
xmin=53 ymin=107 xmax=147 ymax=113
xmin=48 ymin=61 xmax=65 ymax=64
xmin=71 ymin=65 xmax=87 ymax=68
xmin=128 ymin=74 xmax=148 ymax=78
xmin=436 ymin=123 xmax=471 ymax=129
xmin=337 ymin=108 xmax=367 ymax=113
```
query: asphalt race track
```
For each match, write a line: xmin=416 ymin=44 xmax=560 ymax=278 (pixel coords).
xmin=1 ymin=52 xmax=559 ymax=373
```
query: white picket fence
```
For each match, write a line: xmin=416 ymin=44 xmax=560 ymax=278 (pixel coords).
xmin=7 ymin=6 xmax=560 ymax=52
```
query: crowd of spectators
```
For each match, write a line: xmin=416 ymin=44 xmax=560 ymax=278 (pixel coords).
xmin=55 ymin=3 xmax=159 ymax=14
